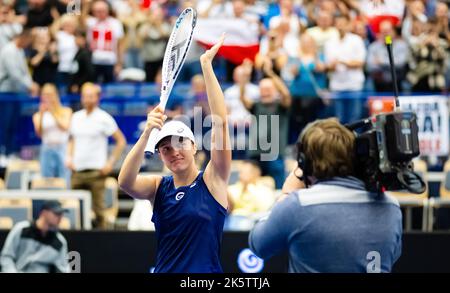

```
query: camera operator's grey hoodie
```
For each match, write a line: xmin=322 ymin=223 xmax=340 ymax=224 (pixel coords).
xmin=0 ymin=221 xmax=69 ymax=273
xmin=249 ymin=176 xmax=402 ymax=273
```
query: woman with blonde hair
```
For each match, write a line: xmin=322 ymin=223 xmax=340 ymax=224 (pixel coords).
xmin=32 ymin=84 xmax=72 ymax=184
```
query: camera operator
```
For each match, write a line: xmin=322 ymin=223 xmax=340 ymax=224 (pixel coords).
xmin=248 ymin=118 xmax=402 ymax=273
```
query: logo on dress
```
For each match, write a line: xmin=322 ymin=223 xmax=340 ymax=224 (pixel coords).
xmin=175 ymin=192 xmax=185 ymax=201
xmin=190 ymin=182 xmax=197 ymax=188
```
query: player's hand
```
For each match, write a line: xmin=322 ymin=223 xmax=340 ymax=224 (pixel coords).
xmin=145 ymin=105 xmax=167 ymax=134
xmin=200 ymin=33 xmax=225 ymax=65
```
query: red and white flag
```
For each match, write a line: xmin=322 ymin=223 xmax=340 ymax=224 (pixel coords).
xmin=194 ymin=18 xmax=260 ymax=65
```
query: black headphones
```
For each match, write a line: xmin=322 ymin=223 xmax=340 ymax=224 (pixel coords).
xmin=296 ymin=123 xmax=315 ymax=187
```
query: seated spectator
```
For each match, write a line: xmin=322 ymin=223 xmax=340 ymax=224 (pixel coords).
xmin=367 ymin=20 xmax=409 ymax=92
xmin=0 ymin=200 xmax=70 ymax=273
xmin=226 ymin=160 xmax=276 ymax=230
xmin=29 ymin=27 xmax=58 ymax=86
xmin=32 ymin=83 xmax=72 ymax=184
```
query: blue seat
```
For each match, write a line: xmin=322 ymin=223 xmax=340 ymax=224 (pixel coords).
xmin=5 ymin=160 xmax=40 ymax=190
xmin=59 ymin=199 xmax=81 ymax=230
xmin=138 ymin=84 xmax=160 ymax=99
xmin=103 ymin=84 xmax=136 ymax=98
xmin=0 ymin=199 xmax=32 ymax=224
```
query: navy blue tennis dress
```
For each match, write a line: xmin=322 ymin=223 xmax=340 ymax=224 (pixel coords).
xmin=151 ymin=171 xmax=227 ymax=273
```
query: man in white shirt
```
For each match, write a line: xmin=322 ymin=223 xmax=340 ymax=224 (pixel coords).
xmin=82 ymin=0 xmax=125 ymax=83
xmin=324 ymin=14 xmax=367 ymax=124
xmin=67 ymin=82 xmax=126 ymax=229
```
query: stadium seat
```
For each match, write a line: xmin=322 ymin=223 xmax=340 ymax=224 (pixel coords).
xmin=0 ymin=199 xmax=32 ymax=225
xmin=439 ymin=159 xmax=450 ymax=199
xmin=31 ymin=177 xmax=67 ymax=190
xmin=0 ymin=217 xmax=13 ymax=229
xmin=59 ymin=199 xmax=81 ymax=230
xmin=103 ymin=83 xmax=136 ymax=98
xmin=59 ymin=217 xmax=72 ymax=230
xmin=4 ymin=160 xmax=40 ymax=190
xmin=138 ymin=84 xmax=160 ymax=100
xmin=104 ymin=177 xmax=119 ymax=229
xmin=389 ymin=159 xmax=429 ymax=231
xmin=172 ymin=84 xmax=191 ymax=99
xmin=426 ymin=159 xmax=450 ymax=231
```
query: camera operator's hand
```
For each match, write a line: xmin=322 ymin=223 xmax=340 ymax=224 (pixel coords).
xmin=279 ymin=167 xmax=306 ymax=202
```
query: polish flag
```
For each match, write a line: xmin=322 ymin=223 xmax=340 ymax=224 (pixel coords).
xmin=194 ymin=18 xmax=260 ymax=65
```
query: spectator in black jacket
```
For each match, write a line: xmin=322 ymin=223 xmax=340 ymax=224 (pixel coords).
xmin=29 ymin=27 xmax=58 ymax=86
xmin=25 ymin=0 xmax=66 ymax=28
xmin=69 ymin=29 xmax=95 ymax=94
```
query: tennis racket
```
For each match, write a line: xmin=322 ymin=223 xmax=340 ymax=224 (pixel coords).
xmin=144 ymin=7 xmax=197 ymax=154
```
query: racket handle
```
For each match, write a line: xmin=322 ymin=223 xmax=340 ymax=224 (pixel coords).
xmin=144 ymin=128 xmax=160 ymax=155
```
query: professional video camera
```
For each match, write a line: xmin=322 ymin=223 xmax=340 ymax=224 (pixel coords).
xmin=347 ymin=36 xmax=426 ymax=194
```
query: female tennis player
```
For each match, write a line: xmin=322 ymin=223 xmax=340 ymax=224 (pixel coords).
xmin=118 ymin=35 xmax=230 ymax=273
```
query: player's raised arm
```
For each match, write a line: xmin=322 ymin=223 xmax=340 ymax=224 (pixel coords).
xmin=201 ymin=34 xmax=231 ymax=207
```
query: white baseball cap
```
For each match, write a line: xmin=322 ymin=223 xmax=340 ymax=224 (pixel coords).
xmin=153 ymin=120 xmax=195 ymax=152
